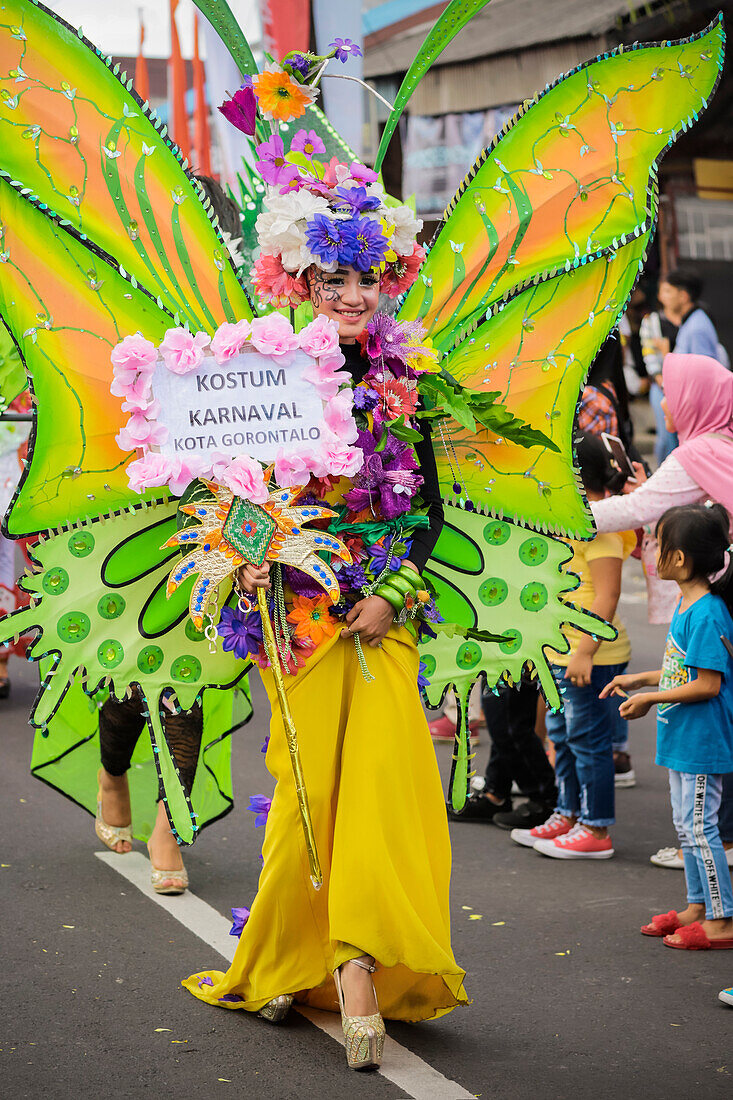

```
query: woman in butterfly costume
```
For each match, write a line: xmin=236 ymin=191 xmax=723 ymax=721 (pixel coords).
xmin=0 ymin=0 xmax=724 ymax=1073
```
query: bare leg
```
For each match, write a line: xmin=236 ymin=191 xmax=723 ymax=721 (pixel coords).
xmin=147 ymin=801 xmax=185 ymax=890
xmin=98 ymin=767 xmax=132 ymax=853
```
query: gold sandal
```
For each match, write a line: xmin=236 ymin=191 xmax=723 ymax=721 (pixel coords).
xmin=94 ymin=769 xmax=133 ymax=853
xmin=334 ymin=957 xmax=385 ymax=1071
xmin=257 ymin=994 xmax=293 ymax=1023
xmin=146 ymin=843 xmax=188 ymax=894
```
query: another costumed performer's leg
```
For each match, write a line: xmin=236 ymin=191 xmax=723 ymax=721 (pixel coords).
xmin=183 ymin=625 xmax=467 ymax=1022
xmin=97 ymin=688 xmax=202 ymax=894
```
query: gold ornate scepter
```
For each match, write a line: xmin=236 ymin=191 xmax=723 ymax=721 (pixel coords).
xmin=162 ymin=477 xmax=352 ymax=889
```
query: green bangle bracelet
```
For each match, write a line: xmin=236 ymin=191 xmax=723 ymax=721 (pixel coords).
xmin=387 ymin=572 xmax=418 ymax=598
xmin=374 ymin=583 xmax=404 ymax=611
xmin=395 ymin=565 xmax=422 ymax=589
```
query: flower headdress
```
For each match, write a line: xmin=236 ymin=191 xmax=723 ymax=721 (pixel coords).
xmin=218 ymin=40 xmax=425 ymax=310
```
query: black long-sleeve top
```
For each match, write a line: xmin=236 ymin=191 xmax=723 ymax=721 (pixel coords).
xmin=340 ymin=341 xmax=444 ymax=572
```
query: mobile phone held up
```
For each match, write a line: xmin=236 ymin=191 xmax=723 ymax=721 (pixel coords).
xmin=601 ymin=432 xmax=637 ymax=482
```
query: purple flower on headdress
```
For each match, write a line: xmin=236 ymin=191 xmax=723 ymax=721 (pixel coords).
xmin=333 ymin=185 xmax=381 ymax=214
xmin=329 ymin=38 xmax=362 ymax=63
xmin=218 ymin=84 xmax=257 ymax=136
xmin=417 ymin=660 xmax=431 ymax=690
xmin=217 ymin=604 xmax=263 ymax=659
xmin=286 ymin=53 xmax=311 ymax=79
xmin=248 ymin=794 xmax=272 ymax=828
xmin=306 ymin=213 xmax=356 ymax=266
xmin=344 ymin=428 xmax=422 ymax=519
xmin=255 ymin=134 xmax=299 ymax=187
xmin=229 ymin=906 xmax=251 ymax=937
xmin=353 ymin=385 xmax=378 ymax=411
xmin=291 ymin=128 xmax=326 ymax=159
xmin=349 ymin=215 xmax=388 ymax=272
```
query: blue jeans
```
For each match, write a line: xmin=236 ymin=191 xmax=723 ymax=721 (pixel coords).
xmin=669 ymin=770 xmax=733 ymax=919
xmin=546 ymin=663 xmax=628 ymax=827
xmin=649 ymin=380 xmax=678 ymax=465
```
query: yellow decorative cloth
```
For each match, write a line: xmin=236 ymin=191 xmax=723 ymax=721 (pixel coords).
xmin=182 ymin=624 xmax=468 ymax=1023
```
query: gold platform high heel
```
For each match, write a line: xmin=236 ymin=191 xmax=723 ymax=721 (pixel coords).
xmin=95 ymin=770 xmax=133 ymax=853
xmin=257 ymin=994 xmax=293 ymax=1023
xmin=333 ymin=958 xmax=385 ymax=1072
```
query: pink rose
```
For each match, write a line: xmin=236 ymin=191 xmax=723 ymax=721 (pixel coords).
xmin=249 ymin=314 xmax=300 ymax=358
xmin=167 ymin=455 xmax=205 ymax=496
xmin=211 ymin=319 xmax=252 ymax=364
xmin=297 ymin=315 xmax=340 ymax=359
xmin=320 ymin=431 xmax=363 ymax=478
xmin=111 ymin=333 xmax=157 ymax=382
xmin=115 ymin=410 xmax=169 ymax=452
xmin=323 ymin=390 xmax=357 ymax=443
xmin=111 ymin=370 xmax=154 ymax=409
xmin=217 ymin=455 xmax=268 ymax=503
xmin=301 ymin=352 xmax=347 ymax=400
xmin=159 ymin=328 xmax=211 ymax=375
xmin=126 ymin=452 xmax=171 ymax=494
xmin=297 ymin=446 xmax=328 ymax=479
xmin=273 ymin=449 xmax=311 ymax=488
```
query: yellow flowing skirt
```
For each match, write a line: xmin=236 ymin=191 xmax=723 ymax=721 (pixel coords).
xmin=182 ymin=624 xmax=468 ymax=1023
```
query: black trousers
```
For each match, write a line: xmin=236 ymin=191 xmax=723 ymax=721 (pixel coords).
xmin=482 ymin=679 xmax=557 ymax=804
xmin=99 ymin=688 xmax=203 ymax=799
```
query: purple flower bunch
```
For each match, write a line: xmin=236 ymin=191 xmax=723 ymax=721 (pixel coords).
xmin=306 ymin=213 xmax=387 ymax=272
xmin=344 ymin=428 xmax=423 ymax=520
xmin=217 ymin=604 xmax=264 ymax=660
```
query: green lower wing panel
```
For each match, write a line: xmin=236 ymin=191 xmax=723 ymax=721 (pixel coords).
xmin=0 ymin=501 xmax=251 ymax=843
xmin=419 ymin=506 xmax=615 ymax=811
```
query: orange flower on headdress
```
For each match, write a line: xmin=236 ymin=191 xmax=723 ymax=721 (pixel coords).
xmin=287 ymin=595 xmax=336 ymax=646
xmin=253 ymin=68 xmax=315 ymax=122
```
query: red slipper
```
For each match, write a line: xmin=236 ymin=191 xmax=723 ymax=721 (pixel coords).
xmin=641 ymin=910 xmax=681 ymax=937
xmin=663 ymin=922 xmax=733 ymax=950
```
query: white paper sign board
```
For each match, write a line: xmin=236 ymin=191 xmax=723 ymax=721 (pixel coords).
xmin=151 ymin=347 xmax=324 ymax=464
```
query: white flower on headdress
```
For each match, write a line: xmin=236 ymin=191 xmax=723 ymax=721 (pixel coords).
xmin=381 ymin=204 xmax=423 ymax=255
xmin=255 ymin=189 xmax=333 ymax=274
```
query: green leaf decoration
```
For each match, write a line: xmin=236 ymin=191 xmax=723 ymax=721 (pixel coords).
xmin=191 ymin=0 xmax=259 ymax=80
xmin=374 ymin=0 xmax=494 ymax=172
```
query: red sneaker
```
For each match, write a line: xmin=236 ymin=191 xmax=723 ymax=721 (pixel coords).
xmin=428 ymin=715 xmax=480 ymax=745
xmin=534 ymin=824 xmax=615 ymax=860
xmin=511 ymin=811 xmax=573 ymax=849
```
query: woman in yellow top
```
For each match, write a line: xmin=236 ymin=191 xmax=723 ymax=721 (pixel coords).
xmin=182 ymin=145 xmax=467 ymax=1072
xmin=511 ymin=434 xmax=634 ymax=860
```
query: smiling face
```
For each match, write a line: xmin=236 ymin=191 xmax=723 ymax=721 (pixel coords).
xmin=307 ymin=265 xmax=380 ymax=342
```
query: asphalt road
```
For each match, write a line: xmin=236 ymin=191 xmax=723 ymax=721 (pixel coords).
xmin=2 ymin=557 xmax=732 ymax=1100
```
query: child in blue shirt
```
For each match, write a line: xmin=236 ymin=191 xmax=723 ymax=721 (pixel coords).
xmin=601 ymin=502 xmax=733 ymax=949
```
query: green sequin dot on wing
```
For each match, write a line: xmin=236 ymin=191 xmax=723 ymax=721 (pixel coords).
xmin=479 ymin=576 xmax=508 ymax=606
xmin=456 ymin=641 xmax=481 ymax=670
xmin=520 ymin=582 xmax=548 ymax=612
xmin=98 ymin=639 xmax=124 ymax=668
xmin=420 ymin=653 xmax=437 ymax=676
xmin=97 ymin=593 xmax=126 ymax=619
xmin=185 ymin=618 xmax=206 ymax=643
xmin=68 ymin=531 xmax=95 ymax=558
xmin=518 ymin=537 xmax=549 ymax=566
xmin=171 ymin=655 xmax=202 ymax=683
xmin=42 ymin=566 xmax=69 ymax=595
xmin=137 ymin=644 xmax=164 ymax=674
xmin=57 ymin=611 xmax=91 ymax=643
xmin=483 ymin=520 xmax=511 ymax=546
xmin=499 ymin=629 xmax=522 ymax=655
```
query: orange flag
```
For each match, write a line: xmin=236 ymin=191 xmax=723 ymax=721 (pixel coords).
xmin=168 ymin=0 xmax=191 ymax=162
xmin=134 ymin=13 xmax=149 ymax=102
xmin=192 ymin=13 xmax=212 ymax=176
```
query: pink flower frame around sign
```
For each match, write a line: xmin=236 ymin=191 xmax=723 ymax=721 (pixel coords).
xmin=110 ymin=317 xmax=362 ymax=502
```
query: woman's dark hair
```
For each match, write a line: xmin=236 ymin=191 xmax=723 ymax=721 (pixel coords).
xmin=655 ymin=502 xmax=733 ymax=613
xmin=193 ymin=174 xmax=242 ymax=248
xmin=575 ymin=433 xmax=626 ymax=496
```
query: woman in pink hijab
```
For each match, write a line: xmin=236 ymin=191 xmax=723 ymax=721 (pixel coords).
xmin=591 ymin=352 xmax=733 ymax=866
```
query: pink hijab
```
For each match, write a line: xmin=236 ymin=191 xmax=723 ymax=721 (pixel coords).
xmin=663 ymin=352 xmax=733 ymax=513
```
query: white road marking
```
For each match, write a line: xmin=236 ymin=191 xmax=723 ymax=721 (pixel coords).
xmin=96 ymin=851 xmax=475 ymax=1100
